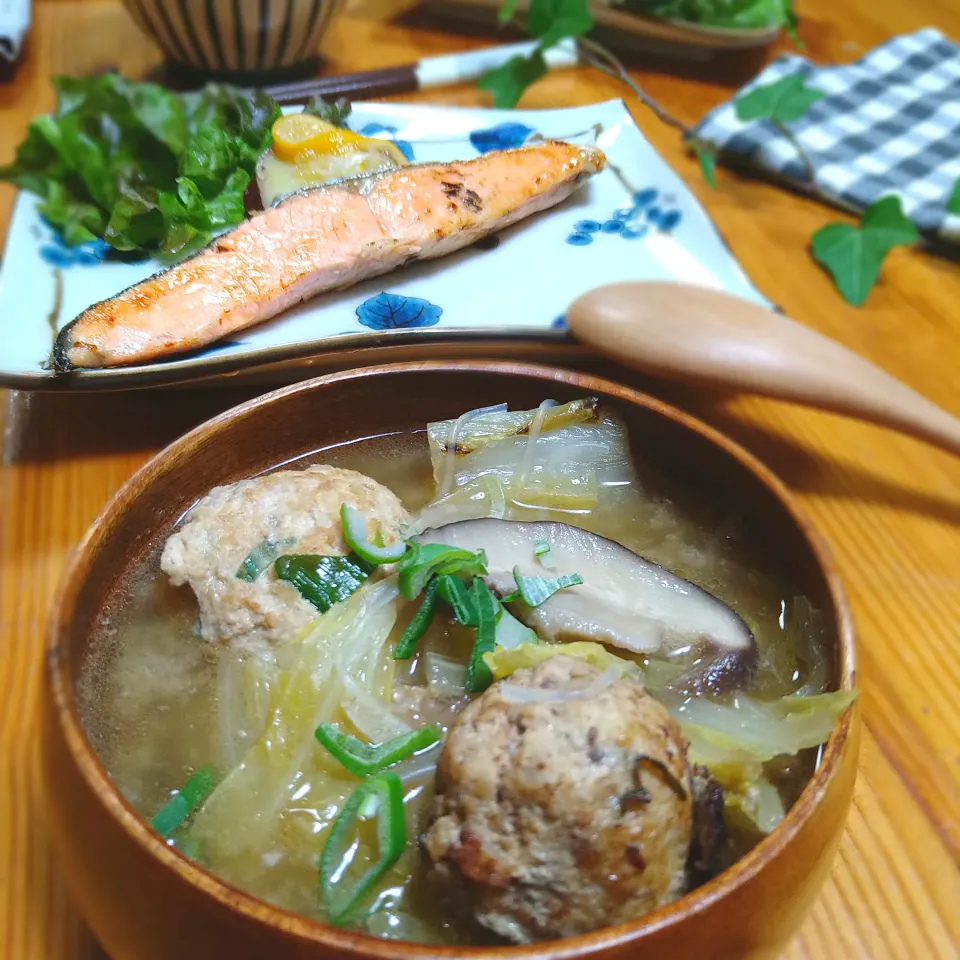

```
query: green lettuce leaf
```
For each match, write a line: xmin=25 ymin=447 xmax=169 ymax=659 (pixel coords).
xmin=0 ymin=74 xmax=279 ymax=260
xmin=36 ymin=180 xmax=106 ymax=246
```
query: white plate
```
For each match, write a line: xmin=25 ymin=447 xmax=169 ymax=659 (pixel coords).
xmin=0 ymin=99 xmax=766 ymax=390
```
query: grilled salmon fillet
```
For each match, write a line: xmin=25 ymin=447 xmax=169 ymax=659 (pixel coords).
xmin=53 ymin=141 xmax=606 ymax=370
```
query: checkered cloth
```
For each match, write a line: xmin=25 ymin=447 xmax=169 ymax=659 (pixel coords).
xmin=694 ymin=28 xmax=960 ymax=243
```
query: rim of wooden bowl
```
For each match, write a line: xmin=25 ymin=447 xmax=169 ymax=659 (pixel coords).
xmin=46 ymin=360 xmax=857 ymax=959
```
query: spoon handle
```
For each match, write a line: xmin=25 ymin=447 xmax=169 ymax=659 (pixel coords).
xmin=567 ymin=283 xmax=960 ymax=457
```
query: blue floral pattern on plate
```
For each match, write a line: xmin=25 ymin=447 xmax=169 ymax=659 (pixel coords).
xmin=39 ymin=234 xmax=111 ymax=268
xmin=356 ymin=292 xmax=442 ymax=330
xmin=356 ymin=123 xmax=415 ymax=162
xmin=566 ymin=188 xmax=683 ymax=246
xmin=470 ymin=123 xmax=535 ymax=154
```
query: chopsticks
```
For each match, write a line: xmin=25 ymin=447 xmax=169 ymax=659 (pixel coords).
xmin=263 ymin=38 xmax=579 ymax=104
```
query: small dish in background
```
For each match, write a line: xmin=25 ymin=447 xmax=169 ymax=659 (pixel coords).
xmin=425 ymin=0 xmax=781 ymax=59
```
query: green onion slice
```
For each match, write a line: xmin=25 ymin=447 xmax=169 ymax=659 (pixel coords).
xmin=435 ymin=574 xmax=478 ymax=626
xmin=494 ymin=604 xmax=539 ymax=650
xmin=534 ymin=537 xmax=557 ymax=570
xmin=274 ymin=553 xmax=374 ymax=612
xmin=397 ymin=543 xmax=487 ymax=600
xmin=236 ymin=538 xmax=295 ymax=581
xmin=320 ymin=772 xmax=407 ymax=924
xmin=315 ymin=724 xmax=443 ymax=778
xmin=340 ymin=504 xmax=406 ymax=565
xmin=512 ymin=568 xmax=584 ymax=607
xmin=150 ymin=767 xmax=217 ymax=839
xmin=465 ymin=579 xmax=499 ymax=693
xmin=394 ymin=576 xmax=441 ymax=659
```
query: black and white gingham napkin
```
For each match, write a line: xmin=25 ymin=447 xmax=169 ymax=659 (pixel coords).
xmin=694 ymin=28 xmax=960 ymax=243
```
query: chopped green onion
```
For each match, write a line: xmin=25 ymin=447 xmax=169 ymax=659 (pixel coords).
xmin=397 ymin=542 xmax=487 ymax=600
xmin=512 ymin=568 xmax=584 ymax=607
xmin=340 ymin=504 xmax=406 ymax=565
xmin=357 ymin=790 xmax=381 ymax=819
xmin=320 ymin=772 xmax=406 ymax=924
xmin=435 ymin=574 xmax=478 ymax=626
xmin=274 ymin=553 xmax=374 ymax=612
xmin=534 ymin=537 xmax=556 ymax=570
xmin=494 ymin=605 xmax=539 ymax=650
xmin=315 ymin=724 xmax=443 ymax=778
xmin=150 ymin=767 xmax=217 ymax=839
xmin=236 ymin=538 xmax=295 ymax=581
xmin=394 ymin=576 xmax=441 ymax=659
xmin=465 ymin=579 xmax=499 ymax=693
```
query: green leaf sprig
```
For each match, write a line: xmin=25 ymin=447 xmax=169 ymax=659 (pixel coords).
xmin=733 ymin=73 xmax=824 ymax=182
xmin=476 ymin=1 xmax=944 ymax=307
xmin=732 ymin=78 xmax=926 ymax=305
xmin=476 ymin=1 xmax=719 ymax=215
xmin=734 ymin=73 xmax=825 ymax=124
xmin=477 ymin=0 xmax=593 ymax=108
xmin=811 ymin=196 xmax=919 ymax=307
xmin=947 ymin=179 xmax=960 ymax=216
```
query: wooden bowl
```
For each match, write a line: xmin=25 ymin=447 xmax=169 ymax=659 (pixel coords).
xmin=43 ymin=361 xmax=859 ymax=960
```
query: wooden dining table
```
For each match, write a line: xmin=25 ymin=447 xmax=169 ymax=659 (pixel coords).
xmin=1 ymin=0 xmax=958 ymax=957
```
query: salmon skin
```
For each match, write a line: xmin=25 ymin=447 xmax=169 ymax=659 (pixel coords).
xmin=53 ymin=142 xmax=606 ymax=370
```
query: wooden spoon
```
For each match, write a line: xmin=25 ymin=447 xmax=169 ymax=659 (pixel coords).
xmin=566 ymin=282 xmax=960 ymax=456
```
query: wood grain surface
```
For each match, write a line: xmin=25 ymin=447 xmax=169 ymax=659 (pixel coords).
xmin=1 ymin=1 xmax=958 ymax=958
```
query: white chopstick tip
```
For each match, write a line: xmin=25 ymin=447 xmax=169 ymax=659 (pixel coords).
xmin=415 ymin=37 xmax=578 ymax=89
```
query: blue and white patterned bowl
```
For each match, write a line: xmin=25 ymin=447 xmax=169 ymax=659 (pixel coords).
xmin=121 ymin=0 xmax=345 ymax=79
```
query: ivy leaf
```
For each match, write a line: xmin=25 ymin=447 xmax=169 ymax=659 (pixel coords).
xmin=947 ymin=178 xmax=960 ymax=215
xmin=482 ymin=0 xmax=590 ymax=108
xmin=498 ymin=0 xmax=520 ymax=22
xmin=692 ymin=141 xmax=717 ymax=188
xmin=784 ymin=6 xmax=805 ymax=48
xmin=303 ymin=95 xmax=351 ymax=127
xmin=526 ymin=0 xmax=593 ymax=47
xmin=810 ymin=195 xmax=918 ymax=306
xmin=477 ymin=50 xmax=548 ymax=109
xmin=734 ymin=73 xmax=824 ymax=124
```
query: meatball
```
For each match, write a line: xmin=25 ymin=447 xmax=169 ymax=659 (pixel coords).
xmin=160 ymin=465 xmax=408 ymax=652
xmin=423 ymin=656 xmax=693 ymax=943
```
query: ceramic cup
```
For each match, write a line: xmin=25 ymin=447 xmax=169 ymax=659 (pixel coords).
xmin=121 ymin=0 xmax=346 ymax=82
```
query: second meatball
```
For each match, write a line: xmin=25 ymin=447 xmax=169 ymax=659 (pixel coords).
xmin=423 ymin=655 xmax=694 ymax=944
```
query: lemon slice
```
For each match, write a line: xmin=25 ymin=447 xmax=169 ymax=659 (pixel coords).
xmin=271 ymin=114 xmax=335 ymax=162
xmin=294 ymin=129 xmax=408 ymax=168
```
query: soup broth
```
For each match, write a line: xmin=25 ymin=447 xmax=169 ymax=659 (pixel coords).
xmin=79 ymin=421 xmax=835 ymax=946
